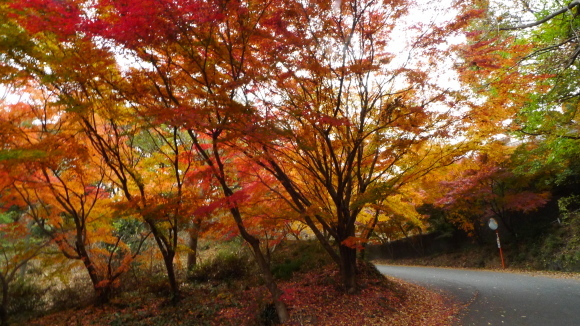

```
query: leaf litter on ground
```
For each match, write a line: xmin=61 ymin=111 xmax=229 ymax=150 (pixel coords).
xmin=27 ymin=262 xmax=462 ymax=325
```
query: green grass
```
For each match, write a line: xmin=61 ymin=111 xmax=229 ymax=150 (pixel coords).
xmin=270 ymin=240 xmax=333 ymax=280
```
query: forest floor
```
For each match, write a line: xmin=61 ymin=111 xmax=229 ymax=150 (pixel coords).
xmin=24 ymin=261 xmax=462 ymax=326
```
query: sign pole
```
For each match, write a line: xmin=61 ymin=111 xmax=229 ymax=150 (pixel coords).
xmin=488 ymin=218 xmax=506 ymax=269
xmin=495 ymin=229 xmax=506 ymax=269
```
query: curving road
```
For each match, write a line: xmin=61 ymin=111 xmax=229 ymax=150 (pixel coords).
xmin=375 ymin=265 xmax=580 ymax=326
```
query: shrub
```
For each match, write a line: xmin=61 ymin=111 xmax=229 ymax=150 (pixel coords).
xmin=188 ymin=251 xmax=251 ymax=283
xmin=535 ymin=209 xmax=580 ymax=272
xmin=49 ymin=281 xmax=93 ymax=311
xmin=271 ymin=259 xmax=302 ymax=280
xmin=8 ymin=279 xmax=47 ymax=316
xmin=270 ymin=241 xmax=332 ymax=280
xmin=257 ymin=302 xmax=279 ymax=326
xmin=134 ymin=271 xmax=173 ymax=297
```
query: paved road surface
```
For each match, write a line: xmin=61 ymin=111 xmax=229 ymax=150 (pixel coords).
xmin=375 ymin=265 xmax=580 ymax=326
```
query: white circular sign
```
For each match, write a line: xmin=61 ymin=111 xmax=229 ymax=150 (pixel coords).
xmin=488 ymin=218 xmax=498 ymax=230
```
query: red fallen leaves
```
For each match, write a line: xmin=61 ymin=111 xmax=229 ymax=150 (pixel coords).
xmin=218 ymin=262 xmax=461 ymax=326
xmin=280 ymin=263 xmax=460 ymax=326
xmin=27 ymin=262 xmax=461 ymax=325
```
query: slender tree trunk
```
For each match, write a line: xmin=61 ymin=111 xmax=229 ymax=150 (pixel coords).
xmin=0 ymin=306 xmax=7 ymax=326
xmin=1 ymin=277 xmax=9 ymax=326
xmin=162 ymin=250 xmax=179 ymax=301
xmin=301 ymin=216 xmax=341 ymax=265
xmin=244 ymin=234 xmax=289 ymax=323
xmin=187 ymin=220 xmax=201 ymax=270
xmin=78 ymin=243 xmax=111 ymax=305
xmin=418 ymin=228 xmax=425 ymax=256
xmin=228 ymin=203 xmax=289 ymax=322
xmin=95 ymin=284 xmax=113 ymax=306
xmin=188 ymin=132 xmax=288 ymax=320
xmin=496 ymin=213 xmax=518 ymax=239
xmin=148 ymin=221 xmax=180 ymax=299
xmin=387 ymin=242 xmax=394 ymax=259
xmin=472 ymin=219 xmax=485 ymax=245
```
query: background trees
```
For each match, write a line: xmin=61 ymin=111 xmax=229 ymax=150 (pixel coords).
xmin=0 ymin=84 xmax=152 ymax=304
xmin=435 ymin=148 xmax=550 ymax=240
xmin=457 ymin=0 xmax=580 ymax=189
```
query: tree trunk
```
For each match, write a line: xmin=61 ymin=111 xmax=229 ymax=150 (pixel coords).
xmin=94 ymin=284 xmax=113 ymax=306
xmin=245 ymin=237 xmax=290 ymax=323
xmin=78 ymin=244 xmax=111 ymax=305
xmin=188 ymin=132 xmax=288 ymax=321
xmin=301 ymin=216 xmax=341 ymax=265
xmin=387 ymin=242 xmax=394 ymax=259
xmin=187 ymin=220 xmax=201 ymax=270
xmin=1 ymin=278 xmax=9 ymax=326
xmin=496 ymin=213 xmax=518 ymax=239
xmin=148 ymin=223 xmax=180 ymax=300
xmin=339 ymin=244 xmax=358 ymax=294
xmin=418 ymin=228 xmax=425 ymax=256
xmin=0 ymin=306 xmax=6 ymax=326
xmin=228 ymin=205 xmax=289 ymax=322
xmin=162 ymin=250 xmax=179 ymax=301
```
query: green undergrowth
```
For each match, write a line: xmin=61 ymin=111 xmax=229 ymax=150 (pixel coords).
xmin=270 ymin=240 xmax=333 ymax=280
xmin=522 ymin=210 xmax=580 ymax=271
xmin=379 ymin=211 xmax=580 ymax=273
xmin=188 ymin=250 xmax=252 ymax=283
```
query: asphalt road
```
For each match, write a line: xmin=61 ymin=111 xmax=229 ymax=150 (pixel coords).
xmin=375 ymin=265 xmax=580 ymax=326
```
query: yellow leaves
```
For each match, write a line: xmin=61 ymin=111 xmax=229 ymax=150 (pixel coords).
xmin=378 ymin=193 xmax=425 ymax=224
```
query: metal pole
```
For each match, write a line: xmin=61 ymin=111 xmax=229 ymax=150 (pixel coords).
xmin=496 ymin=230 xmax=506 ymax=269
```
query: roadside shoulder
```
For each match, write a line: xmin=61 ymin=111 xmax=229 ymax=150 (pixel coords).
xmin=372 ymin=259 xmax=580 ymax=281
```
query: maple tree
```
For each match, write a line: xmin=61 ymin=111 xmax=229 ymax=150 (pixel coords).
xmin=2 ymin=2 xmax=219 ymax=298
xmin=5 ymin=0 xmax=472 ymax=291
xmin=0 ymin=85 xmax=154 ymax=304
xmin=242 ymin=0 xmax=472 ymax=294
xmin=1 ymin=2 xmax=280 ymax=314
xmin=75 ymin=0 xmax=296 ymax=319
xmin=75 ymin=101 xmax=206 ymax=299
xmin=435 ymin=143 xmax=550 ymax=239
xmin=455 ymin=0 xmax=580 ymax=188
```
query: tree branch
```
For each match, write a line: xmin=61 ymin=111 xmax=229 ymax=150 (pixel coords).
xmin=500 ymin=0 xmax=580 ymax=31
xmin=519 ymin=128 xmax=580 ymax=140
xmin=565 ymin=45 xmax=580 ymax=69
